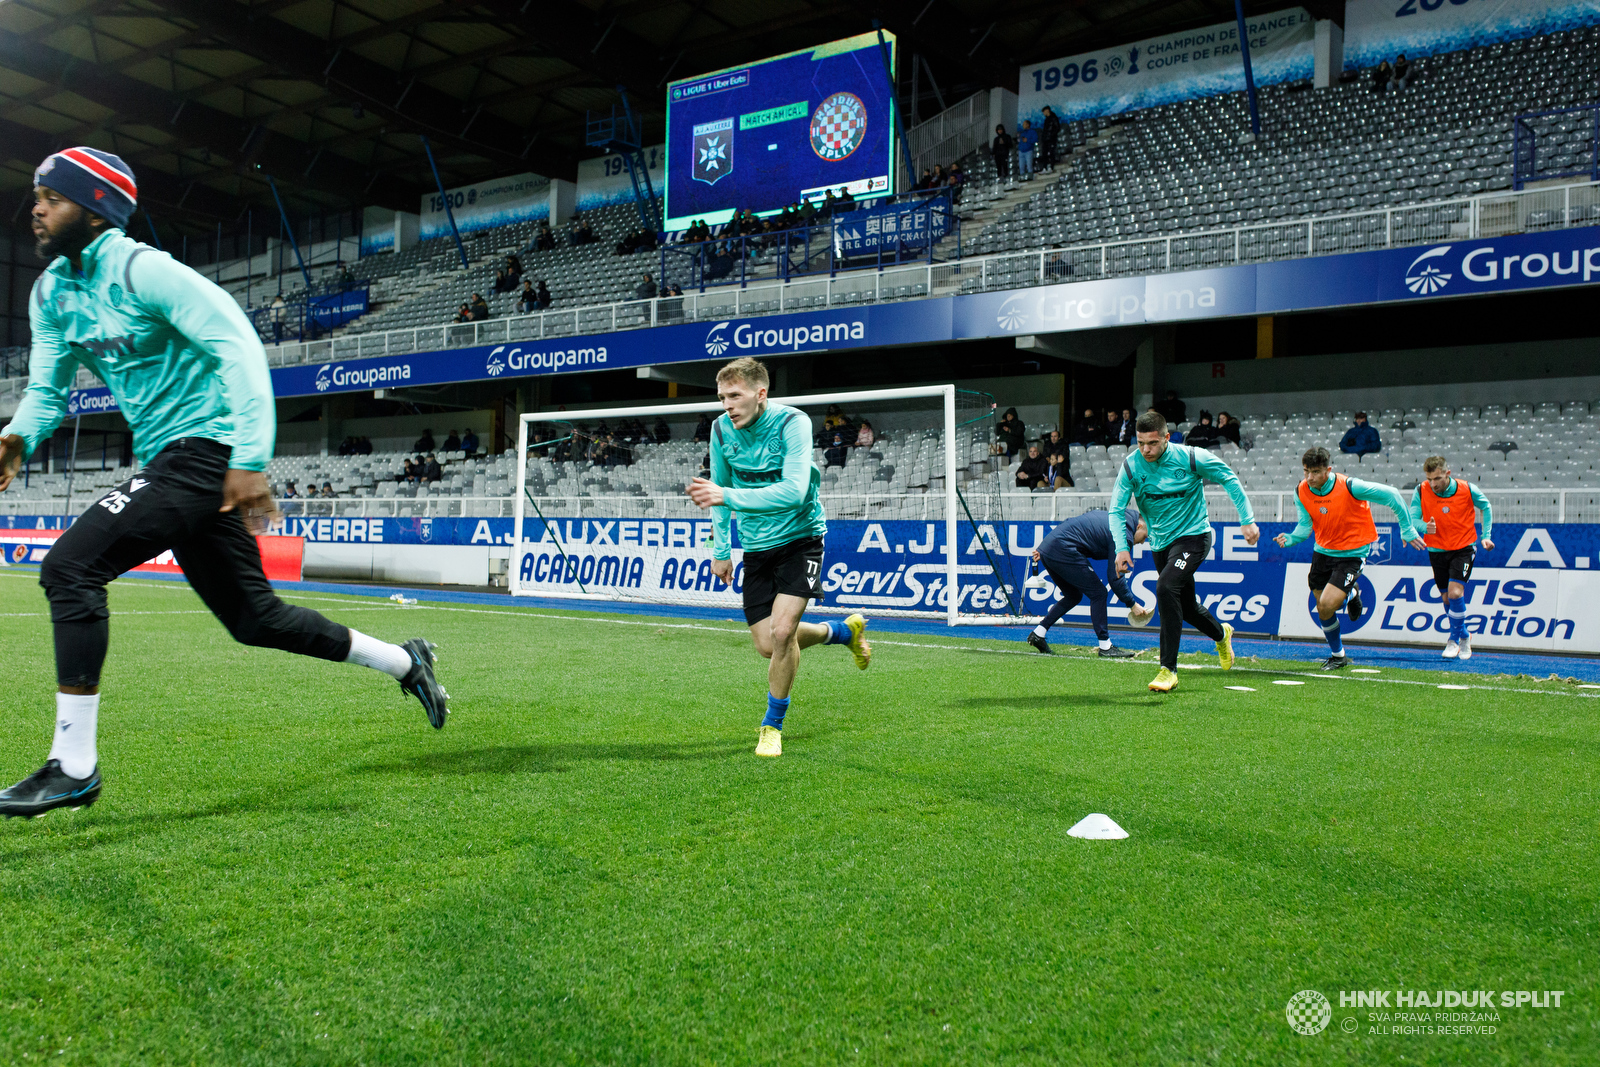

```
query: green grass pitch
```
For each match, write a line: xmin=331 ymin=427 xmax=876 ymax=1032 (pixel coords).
xmin=0 ymin=569 xmax=1595 ymax=1065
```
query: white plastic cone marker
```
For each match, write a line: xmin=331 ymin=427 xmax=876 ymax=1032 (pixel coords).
xmin=1224 ymin=685 xmax=1256 ymax=691
xmin=1068 ymin=813 xmax=1128 ymax=840
xmin=1272 ymin=679 xmax=1306 ymax=686
xmin=1353 ymin=668 xmax=1381 ymax=674
xmin=1438 ymin=684 xmax=1470 ymax=690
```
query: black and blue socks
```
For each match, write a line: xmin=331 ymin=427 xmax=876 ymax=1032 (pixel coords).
xmin=1321 ymin=613 xmax=1344 ymax=656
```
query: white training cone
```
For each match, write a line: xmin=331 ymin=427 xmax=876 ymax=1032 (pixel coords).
xmin=1068 ymin=813 xmax=1128 ymax=839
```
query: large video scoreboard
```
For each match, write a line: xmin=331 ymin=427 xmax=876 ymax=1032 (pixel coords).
xmin=662 ymin=31 xmax=898 ymax=231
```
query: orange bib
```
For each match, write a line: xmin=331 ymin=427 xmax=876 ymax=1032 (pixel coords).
xmin=1297 ymin=473 xmax=1377 ymax=552
xmin=1419 ymin=479 xmax=1478 ymax=551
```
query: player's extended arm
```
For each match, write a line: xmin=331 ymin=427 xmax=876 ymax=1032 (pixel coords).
xmin=1407 ymin=487 xmax=1433 ymax=537
xmin=1107 ymin=568 xmax=1137 ymax=608
xmin=1468 ymin=482 xmax=1494 ymax=547
xmin=1194 ymin=448 xmax=1258 ymax=538
xmin=1275 ymin=494 xmax=1313 ymax=549
xmin=0 ymin=283 xmax=77 ymax=491
xmin=708 ymin=424 xmax=733 ymax=560
xmin=1348 ymin=477 xmax=1425 ymax=546
xmin=1109 ymin=465 xmax=1135 ymax=556
xmin=721 ymin=412 xmax=812 ymax=515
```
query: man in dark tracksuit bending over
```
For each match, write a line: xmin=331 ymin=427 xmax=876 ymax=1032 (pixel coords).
xmin=1025 ymin=508 xmax=1154 ymax=656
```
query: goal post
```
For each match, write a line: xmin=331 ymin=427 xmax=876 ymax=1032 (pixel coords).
xmin=509 ymin=383 xmax=1024 ymax=625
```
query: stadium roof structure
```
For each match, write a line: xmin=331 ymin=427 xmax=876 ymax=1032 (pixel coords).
xmin=0 ymin=0 xmax=1342 ymax=238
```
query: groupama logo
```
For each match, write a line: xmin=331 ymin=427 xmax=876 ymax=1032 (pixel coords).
xmin=1404 ymin=246 xmax=1453 ymax=294
xmin=996 ymin=296 xmax=1030 ymax=331
xmin=315 ymin=364 xmax=332 ymax=391
xmin=704 ymin=321 xmax=731 ymax=356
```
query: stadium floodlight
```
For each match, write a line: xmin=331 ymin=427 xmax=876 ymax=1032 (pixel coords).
xmin=511 ymin=384 xmax=1023 ymax=625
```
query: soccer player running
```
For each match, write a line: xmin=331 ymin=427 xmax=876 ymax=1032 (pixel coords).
xmin=1408 ymin=455 xmax=1494 ymax=660
xmin=0 ymin=148 xmax=449 ymax=819
xmin=1024 ymin=507 xmax=1154 ymax=657
xmin=1111 ymin=410 xmax=1259 ymax=692
xmin=687 ymin=358 xmax=870 ymax=758
xmin=1273 ymin=448 xmax=1427 ymax=670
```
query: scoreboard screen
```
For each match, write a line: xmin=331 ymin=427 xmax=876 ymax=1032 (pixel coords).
xmin=662 ymin=31 xmax=898 ymax=231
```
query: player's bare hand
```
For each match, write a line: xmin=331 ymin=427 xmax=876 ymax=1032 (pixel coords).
xmin=0 ymin=434 xmax=24 ymax=492
xmin=686 ymin=477 xmax=724 ymax=508
xmin=1407 ymin=537 xmax=1428 ymax=550
xmin=711 ymin=557 xmax=733 ymax=583
xmin=1240 ymin=522 xmax=1260 ymax=546
xmin=1114 ymin=550 xmax=1132 ymax=576
xmin=1031 ymin=549 xmax=1041 ymax=562
xmin=1481 ymin=538 xmax=1494 ymax=551
xmin=1273 ymin=533 xmax=1289 ymax=548
xmin=220 ymin=468 xmax=279 ymax=533
xmin=1425 ymin=518 xmax=1438 ymax=535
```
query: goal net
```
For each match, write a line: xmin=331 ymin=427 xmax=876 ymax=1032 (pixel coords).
xmin=509 ymin=384 xmax=1031 ymax=624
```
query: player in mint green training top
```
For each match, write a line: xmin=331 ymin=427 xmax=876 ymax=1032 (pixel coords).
xmin=0 ymin=148 xmax=449 ymax=821
xmin=1110 ymin=409 xmax=1259 ymax=691
xmin=687 ymin=357 xmax=870 ymax=758
xmin=1274 ymin=446 xmax=1427 ymax=670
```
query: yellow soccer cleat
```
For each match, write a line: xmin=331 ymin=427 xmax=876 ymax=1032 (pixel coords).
xmin=1216 ymin=622 xmax=1235 ymax=671
xmin=756 ymin=725 xmax=783 ymax=757
xmin=1148 ymin=667 xmax=1178 ymax=693
xmin=844 ymin=613 xmax=872 ymax=670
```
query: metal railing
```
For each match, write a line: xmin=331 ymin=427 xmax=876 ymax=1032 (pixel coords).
xmin=2 ymin=178 xmax=1594 ymax=399
xmin=908 ymin=90 xmax=992 ymax=178
xmin=3 ymin=488 xmax=1595 ymax=524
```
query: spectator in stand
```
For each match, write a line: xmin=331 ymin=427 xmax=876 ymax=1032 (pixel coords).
xmin=1016 ymin=119 xmax=1038 ymax=181
xmin=401 ymin=458 xmax=418 ymax=484
xmin=1185 ymin=412 xmax=1221 ymax=448
xmin=469 ymin=293 xmax=491 ymax=320
xmin=1016 ymin=444 xmax=1051 ymax=489
xmin=423 ymin=454 xmax=442 ymax=482
xmin=357 ymin=436 xmax=373 ymax=455
xmin=1103 ymin=409 xmax=1121 ymax=445
xmin=454 ymin=302 xmax=473 ymax=323
xmin=991 ymin=124 xmax=1015 ymax=182
xmin=304 ymin=484 xmax=320 ymax=499
xmin=653 ymin=416 xmax=671 ymax=443
xmin=918 ymin=168 xmax=934 ymax=190
xmin=945 ymin=170 xmax=965 ymax=205
xmin=269 ymin=294 xmax=286 ymax=343
xmin=1074 ymin=407 xmax=1102 ymax=446
xmin=1044 ymin=429 xmax=1067 ymax=458
xmin=824 ymin=432 xmax=849 ymax=469
xmin=518 ymin=280 xmax=538 ymax=314
xmin=443 ymin=430 xmax=461 ymax=452
xmin=1215 ymin=412 xmax=1241 ymax=446
xmin=1155 ymin=389 xmax=1186 ymax=426
xmin=1374 ymin=60 xmax=1393 ymax=96
xmin=1045 ymin=250 xmax=1070 ymax=278
xmin=1393 ymin=53 xmax=1411 ymax=90
xmin=338 ymin=436 xmax=355 ymax=457
xmin=535 ymin=279 xmax=552 ymax=309
xmin=993 ymin=407 xmax=1027 ymax=457
xmin=534 ymin=221 xmax=555 ymax=251
xmin=568 ymin=216 xmax=595 ymax=246
xmin=1045 ymin=448 xmax=1073 ymax=489
xmin=929 ymin=164 xmax=945 ymax=191
xmin=283 ymin=481 xmax=300 ymax=499
xmin=320 ymin=481 xmax=336 ymax=498
xmin=664 ymin=281 xmax=683 ymax=297
xmin=494 ymin=256 xmax=521 ymax=293
xmin=635 ymin=273 xmax=657 ymax=300
xmin=1039 ymin=106 xmax=1061 ymax=171
xmin=855 ymin=420 xmax=875 ymax=448
xmin=1340 ymin=412 xmax=1382 ymax=456
xmin=836 ymin=187 xmax=855 ymax=212
xmin=1115 ymin=408 xmax=1137 ymax=447
xmin=823 ymin=404 xmax=848 ymax=432
xmin=461 ymin=428 xmax=479 ymax=454
xmin=414 ymin=428 xmax=437 ymax=453
xmin=693 ymin=413 xmax=712 ymax=443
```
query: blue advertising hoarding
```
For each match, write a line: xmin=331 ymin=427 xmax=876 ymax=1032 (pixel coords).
xmin=63 ymin=225 xmax=1600 ymax=415
xmin=663 ymin=31 xmax=897 ymax=230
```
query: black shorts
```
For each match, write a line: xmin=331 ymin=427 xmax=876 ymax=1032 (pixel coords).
xmin=1308 ymin=552 xmax=1365 ymax=595
xmin=741 ymin=536 xmax=824 ymax=625
xmin=1429 ymin=545 xmax=1476 ymax=592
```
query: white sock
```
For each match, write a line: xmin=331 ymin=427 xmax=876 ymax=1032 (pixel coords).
xmin=49 ymin=693 xmax=99 ymax=779
xmin=345 ymin=630 xmax=414 ymax=680
xmin=1098 ymin=638 xmax=1112 ymax=650
xmin=1033 ymin=625 xmax=1049 ymax=638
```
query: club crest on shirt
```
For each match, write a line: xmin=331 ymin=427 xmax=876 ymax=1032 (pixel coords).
xmin=1318 ymin=506 xmax=1327 ymax=514
xmin=1442 ymin=505 xmax=1451 ymax=514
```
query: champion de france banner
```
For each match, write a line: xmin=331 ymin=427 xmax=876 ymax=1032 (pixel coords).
xmin=1343 ymin=0 xmax=1600 ymax=71
xmin=420 ymin=172 xmax=550 ymax=242
xmin=1018 ymin=7 xmax=1315 ymax=123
